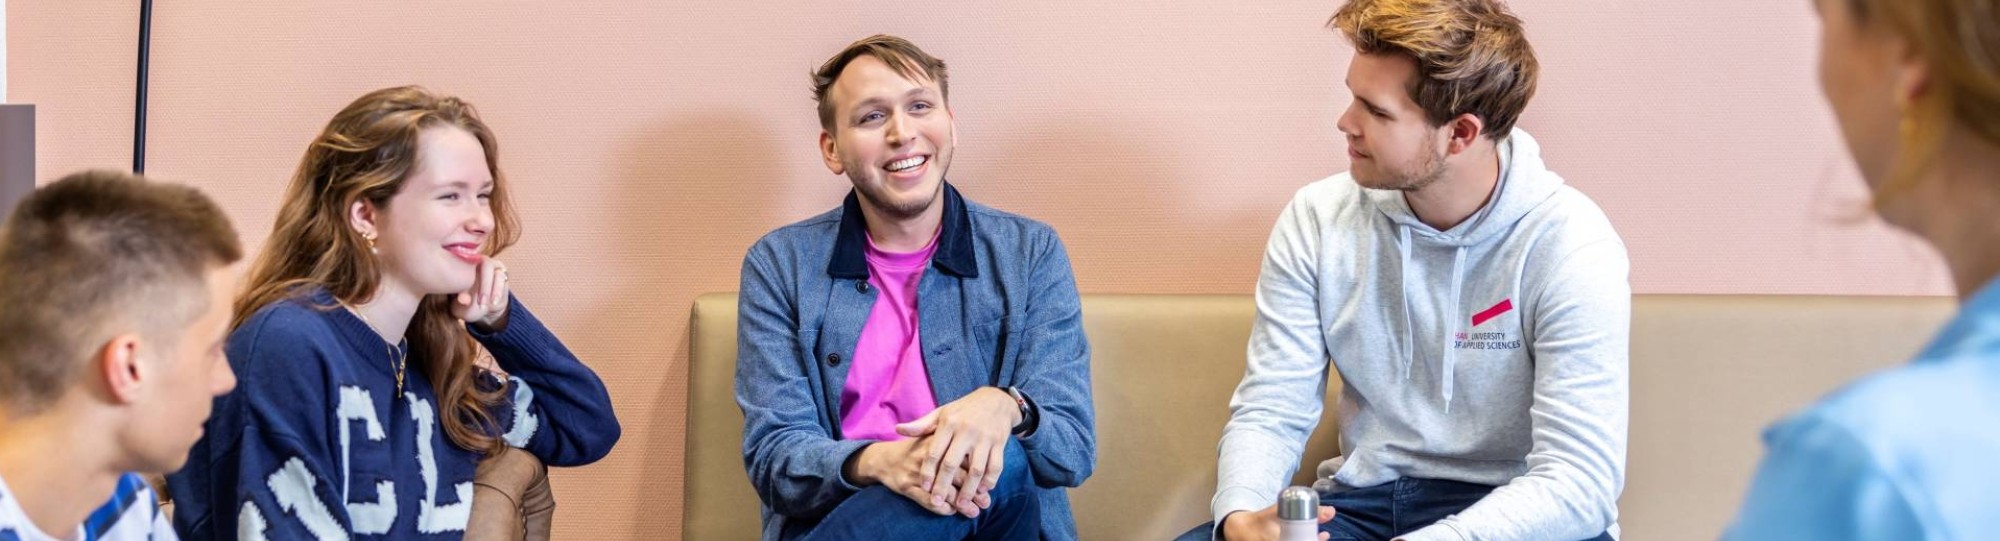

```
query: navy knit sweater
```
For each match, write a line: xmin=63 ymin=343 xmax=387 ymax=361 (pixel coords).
xmin=167 ymin=288 xmax=619 ymax=539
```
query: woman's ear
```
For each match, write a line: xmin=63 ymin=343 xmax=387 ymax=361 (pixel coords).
xmin=350 ymin=199 xmax=379 ymax=242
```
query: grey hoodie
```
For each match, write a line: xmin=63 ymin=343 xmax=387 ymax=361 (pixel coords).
xmin=1212 ymin=130 xmax=1630 ymax=541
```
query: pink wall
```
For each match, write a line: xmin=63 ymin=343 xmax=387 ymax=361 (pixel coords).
xmin=7 ymin=0 xmax=1951 ymax=537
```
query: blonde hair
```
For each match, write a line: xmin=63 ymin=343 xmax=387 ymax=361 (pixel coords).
xmin=811 ymin=35 xmax=950 ymax=132
xmin=1845 ymin=0 xmax=2000 ymax=206
xmin=1330 ymin=0 xmax=1539 ymax=139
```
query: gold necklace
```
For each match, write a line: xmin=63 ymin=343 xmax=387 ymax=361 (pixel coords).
xmin=342 ymin=302 xmax=409 ymax=395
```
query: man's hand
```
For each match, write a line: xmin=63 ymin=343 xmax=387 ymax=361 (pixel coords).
xmin=1219 ymin=504 xmax=1335 ymax=541
xmin=894 ymin=387 xmax=1021 ymax=517
xmin=846 ymin=436 xmax=963 ymax=515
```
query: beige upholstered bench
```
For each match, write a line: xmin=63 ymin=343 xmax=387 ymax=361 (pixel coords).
xmin=687 ymin=293 xmax=1950 ymax=539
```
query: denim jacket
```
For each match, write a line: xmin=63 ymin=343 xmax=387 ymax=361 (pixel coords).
xmin=735 ymin=182 xmax=1095 ymax=541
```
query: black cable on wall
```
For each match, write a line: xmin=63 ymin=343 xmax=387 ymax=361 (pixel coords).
xmin=133 ymin=0 xmax=152 ymax=174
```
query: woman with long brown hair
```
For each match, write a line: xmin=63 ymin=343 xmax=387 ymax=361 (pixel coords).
xmin=166 ymin=86 xmax=619 ymax=540
xmin=1727 ymin=0 xmax=2000 ymax=538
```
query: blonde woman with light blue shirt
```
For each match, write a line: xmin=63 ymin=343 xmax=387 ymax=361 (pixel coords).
xmin=1727 ymin=0 xmax=2000 ymax=538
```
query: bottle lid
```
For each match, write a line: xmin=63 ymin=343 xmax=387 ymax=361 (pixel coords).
xmin=1278 ymin=486 xmax=1319 ymax=521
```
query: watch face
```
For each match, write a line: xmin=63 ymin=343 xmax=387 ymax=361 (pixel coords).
xmin=1007 ymin=387 xmax=1032 ymax=434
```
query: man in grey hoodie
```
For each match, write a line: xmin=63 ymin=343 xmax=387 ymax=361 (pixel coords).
xmin=1179 ymin=1 xmax=1629 ymax=540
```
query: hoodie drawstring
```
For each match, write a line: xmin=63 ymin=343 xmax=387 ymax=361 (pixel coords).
xmin=1398 ymin=226 xmax=1417 ymax=382
xmin=1396 ymin=224 xmax=1467 ymax=413
xmin=1444 ymin=246 xmax=1466 ymax=413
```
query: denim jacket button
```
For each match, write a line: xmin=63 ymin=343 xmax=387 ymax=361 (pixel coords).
xmin=856 ymin=281 xmax=871 ymax=293
xmin=826 ymin=352 xmax=843 ymax=366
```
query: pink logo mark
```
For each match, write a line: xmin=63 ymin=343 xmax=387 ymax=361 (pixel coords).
xmin=1471 ymin=299 xmax=1514 ymax=327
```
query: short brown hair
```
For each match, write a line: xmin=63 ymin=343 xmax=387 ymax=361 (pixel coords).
xmin=811 ymin=35 xmax=951 ymax=131
xmin=1330 ymin=0 xmax=1538 ymax=139
xmin=0 ymin=170 xmax=241 ymax=415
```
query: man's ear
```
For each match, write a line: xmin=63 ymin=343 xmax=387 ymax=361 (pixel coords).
xmin=1444 ymin=113 xmax=1488 ymax=156
xmin=97 ymin=334 xmax=147 ymax=405
xmin=821 ymin=131 xmax=846 ymax=176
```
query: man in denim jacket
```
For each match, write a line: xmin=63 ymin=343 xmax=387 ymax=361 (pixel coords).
xmin=735 ymin=34 xmax=1095 ymax=541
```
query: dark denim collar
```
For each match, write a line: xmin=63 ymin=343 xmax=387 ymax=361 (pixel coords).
xmin=827 ymin=181 xmax=977 ymax=280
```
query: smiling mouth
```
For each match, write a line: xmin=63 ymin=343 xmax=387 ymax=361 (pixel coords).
xmin=886 ymin=155 xmax=928 ymax=172
xmin=445 ymin=244 xmax=483 ymax=264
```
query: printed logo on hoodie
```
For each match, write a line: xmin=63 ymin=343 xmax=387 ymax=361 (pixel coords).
xmin=1455 ymin=299 xmax=1523 ymax=350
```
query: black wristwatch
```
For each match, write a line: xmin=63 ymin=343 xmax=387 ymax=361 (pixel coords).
xmin=1004 ymin=386 xmax=1036 ymax=436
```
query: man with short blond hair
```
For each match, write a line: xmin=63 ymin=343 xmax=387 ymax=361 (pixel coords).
xmin=1184 ymin=1 xmax=1629 ymax=539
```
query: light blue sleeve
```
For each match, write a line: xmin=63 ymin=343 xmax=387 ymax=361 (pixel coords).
xmin=1724 ymin=412 xmax=1928 ymax=541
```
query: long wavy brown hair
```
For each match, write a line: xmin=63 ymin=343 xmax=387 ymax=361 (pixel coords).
xmin=235 ymin=86 xmax=520 ymax=455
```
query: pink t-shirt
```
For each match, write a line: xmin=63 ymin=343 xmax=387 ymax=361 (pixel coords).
xmin=839 ymin=234 xmax=941 ymax=441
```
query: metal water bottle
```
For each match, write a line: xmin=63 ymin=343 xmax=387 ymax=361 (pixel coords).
xmin=1277 ymin=486 xmax=1320 ymax=541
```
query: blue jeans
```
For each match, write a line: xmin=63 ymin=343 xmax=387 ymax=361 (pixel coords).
xmin=1174 ymin=477 xmax=1615 ymax=541
xmin=786 ymin=439 xmax=1041 ymax=541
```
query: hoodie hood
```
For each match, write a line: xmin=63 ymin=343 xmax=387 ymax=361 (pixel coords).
xmin=1367 ymin=128 xmax=1564 ymax=411
xmin=1364 ymin=128 xmax=1564 ymax=246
